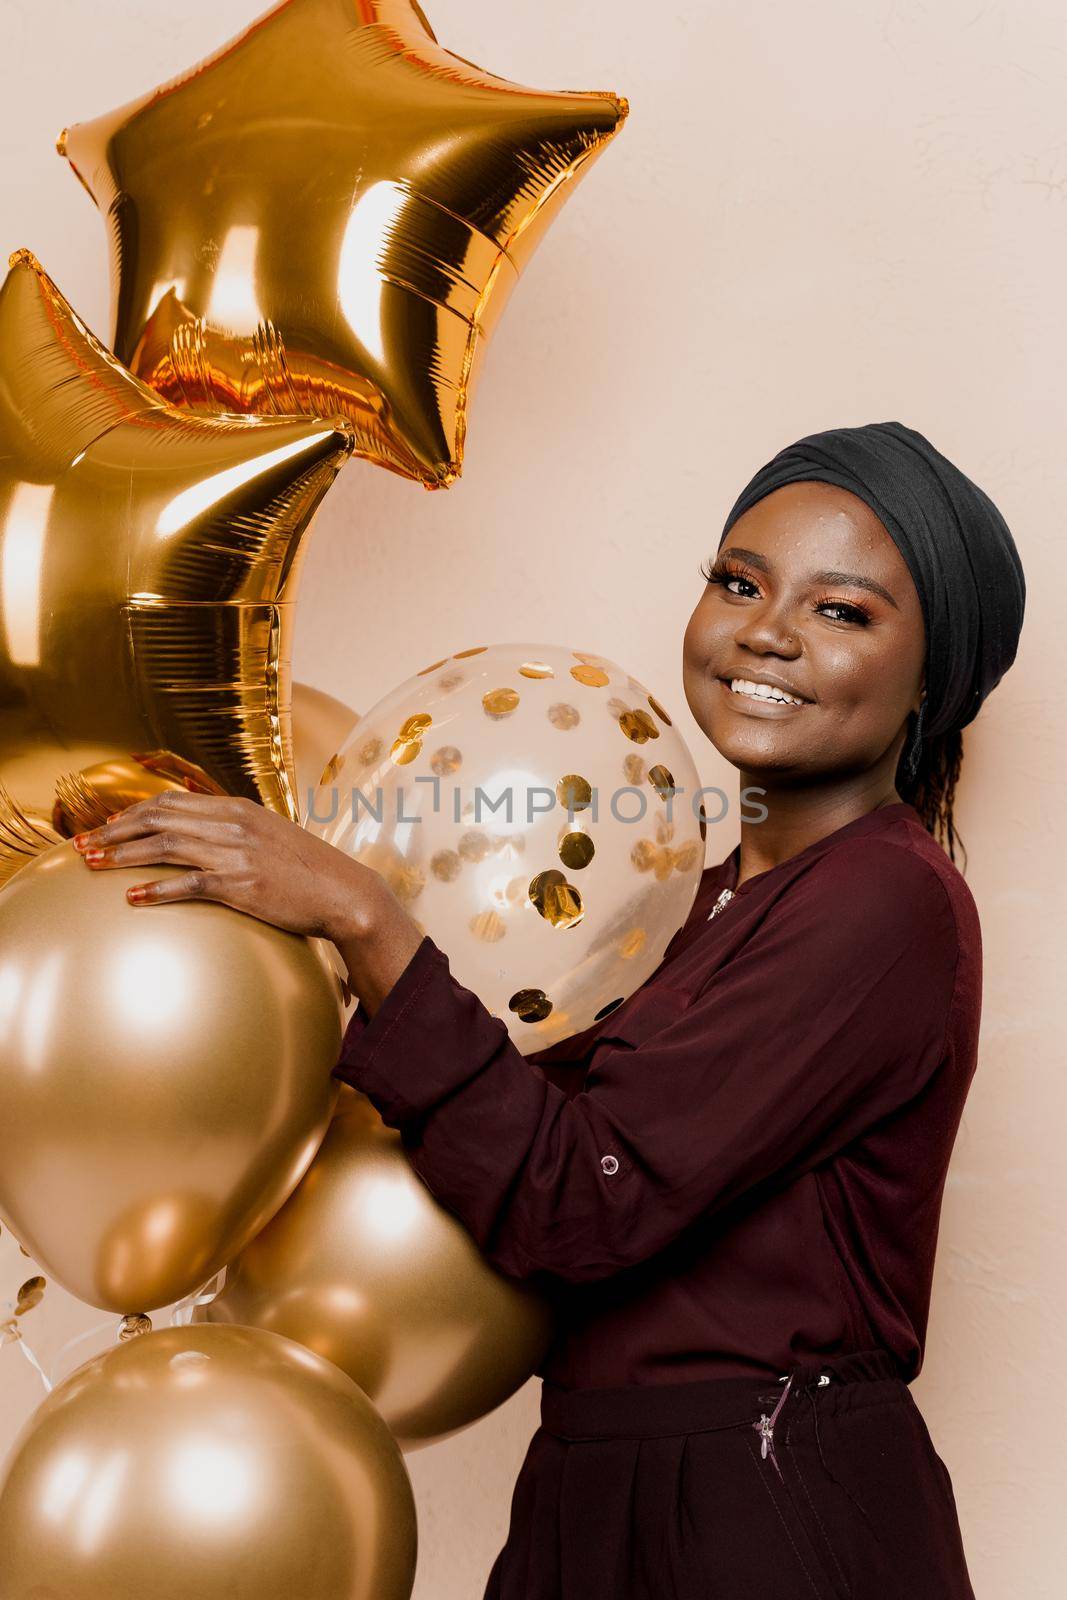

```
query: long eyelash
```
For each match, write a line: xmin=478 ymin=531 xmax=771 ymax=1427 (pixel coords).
xmin=810 ymin=593 xmax=873 ymax=625
xmin=700 ymin=553 xmax=759 ymax=588
xmin=700 ymin=555 xmax=874 ymax=625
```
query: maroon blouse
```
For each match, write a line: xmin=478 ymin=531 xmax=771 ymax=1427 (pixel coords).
xmin=333 ymin=800 xmax=981 ymax=1388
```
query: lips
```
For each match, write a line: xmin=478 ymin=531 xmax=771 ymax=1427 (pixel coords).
xmin=718 ymin=673 xmax=811 ymax=704
xmin=717 ymin=678 xmax=809 ymax=711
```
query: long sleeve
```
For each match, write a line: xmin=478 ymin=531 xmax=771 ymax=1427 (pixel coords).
xmin=333 ymin=837 xmax=961 ymax=1287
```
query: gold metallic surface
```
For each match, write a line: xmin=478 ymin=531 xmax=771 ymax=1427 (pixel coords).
xmin=291 ymin=683 xmax=361 ymax=821
xmin=308 ymin=643 xmax=703 ymax=1050
xmin=0 ymin=1325 xmax=417 ymax=1600
xmin=619 ymin=707 xmax=661 ymax=743
xmin=0 ymin=252 xmax=354 ymax=827
xmin=647 ymin=763 xmax=676 ymax=800
xmin=59 ymin=0 xmax=627 ymax=489
xmin=0 ymin=844 xmax=343 ymax=1312
xmin=508 ymin=988 xmax=553 ymax=1023
xmin=558 ymin=830 xmax=595 ymax=870
xmin=199 ymin=1092 xmax=554 ymax=1451
xmin=528 ymin=868 xmax=584 ymax=928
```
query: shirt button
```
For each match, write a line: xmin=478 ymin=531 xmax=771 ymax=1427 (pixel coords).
xmin=600 ymin=1154 xmax=620 ymax=1176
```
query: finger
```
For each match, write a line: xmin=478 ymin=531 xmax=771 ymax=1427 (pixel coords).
xmin=74 ymin=792 xmax=255 ymax=850
xmin=80 ymin=832 xmax=229 ymax=872
xmin=126 ymin=871 xmax=223 ymax=906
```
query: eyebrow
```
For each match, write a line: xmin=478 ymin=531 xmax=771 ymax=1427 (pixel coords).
xmin=718 ymin=545 xmax=900 ymax=610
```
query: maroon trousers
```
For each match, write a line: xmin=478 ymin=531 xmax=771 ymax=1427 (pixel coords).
xmin=483 ymin=1350 xmax=975 ymax=1600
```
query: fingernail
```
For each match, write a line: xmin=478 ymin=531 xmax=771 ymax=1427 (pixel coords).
xmin=84 ymin=849 xmax=105 ymax=864
xmin=72 ymin=833 xmax=91 ymax=849
xmin=127 ymin=887 xmax=147 ymax=902
xmin=107 ymin=813 xmax=121 ymax=823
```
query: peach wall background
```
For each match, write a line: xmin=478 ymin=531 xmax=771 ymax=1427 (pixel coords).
xmin=1 ymin=1 xmax=1062 ymax=1594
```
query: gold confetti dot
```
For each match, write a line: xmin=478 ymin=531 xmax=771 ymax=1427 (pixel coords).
xmin=356 ymin=737 xmax=384 ymax=767
xmin=548 ymin=703 xmax=580 ymax=730
xmin=593 ymin=997 xmax=625 ymax=1021
xmin=653 ymin=850 xmax=673 ymax=882
xmin=418 ymin=658 xmax=449 ymax=675
xmin=623 ymin=753 xmax=645 ymax=785
xmin=619 ymin=708 xmax=660 ymax=743
xmin=430 ymin=745 xmax=462 ymax=776
xmin=648 ymin=695 xmax=672 ymax=726
xmin=618 ymin=928 xmax=647 ymax=960
xmin=654 ymin=814 xmax=675 ymax=846
xmin=483 ymin=687 xmax=520 ymax=718
xmin=671 ymin=840 xmax=702 ymax=873
xmin=430 ymin=849 xmax=462 ymax=882
xmin=390 ymin=712 xmax=432 ymax=767
xmin=318 ymin=751 xmax=344 ymax=786
xmin=509 ymin=988 xmax=553 ymax=1023
xmin=631 ymin=839 xmax=658 ymax=872
xmin=453 ymin=646 xmax=488 ymax=659
xmin=571 ymin=663 xmax=610 ymax=688
xmin=559 ymin=831 xmax=595 ymax=870
xmin=492 ymin=833 xmax=525 ymax=856
xmin=391 ymin=738 xmax=422 ymax=765
xmin=15 ymin=1277 xmax=45 ymax=1315
xmin=519 ymin=661 xmax=555 ymax=679
xmin=698 ymin=805 xmax=708 ymax=842
xmin=647 ymin=764 xmax=676 ymax=800
xmin=505 ymin=875 xmax=528 ymax=905
xmin=556 ymin=774 xmax=592 ymax=812
xmin=529 ymin=869 xmax=584 ymax=928
xmin=458 ymin=831 xmax=493 ymax=863
xmin=388 ymin=864 xmax=426 ymax=904
xmin=438 ymin=671 xmax=465 ymax=692
xmin=470 ymin=910 xmax=507 ymax=943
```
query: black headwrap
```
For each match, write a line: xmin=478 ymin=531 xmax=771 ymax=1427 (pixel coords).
xmin=717 ymin=421 xmax=1026 ymax=742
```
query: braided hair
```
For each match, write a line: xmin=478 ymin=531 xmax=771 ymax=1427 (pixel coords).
xmin=895 ymin=707 xmax=966 ymax=871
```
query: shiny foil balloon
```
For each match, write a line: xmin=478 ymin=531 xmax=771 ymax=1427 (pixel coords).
xmin=0 ymin=250 xmax=354 ymax=831
xmin=308 ymin=644 xmax=705 ymax=1052
xmin=58 ymin=0 xmax=627 ymax=488
xmin=0 ymin=1325 xmax=417 ymax=1600
xmin=292 ymin=683 xmax=361 ymax=824
xmin=0 ymin=843 xmax=344 ymax=1313
xmin=199 ymin=1088 xmax=554 ymax=1450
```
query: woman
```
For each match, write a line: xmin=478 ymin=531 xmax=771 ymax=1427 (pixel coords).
xmin=72 ymin=421 xmax=1025 ymax=1599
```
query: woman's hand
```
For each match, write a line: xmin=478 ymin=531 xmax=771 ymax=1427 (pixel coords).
xmin=72 ymin=789 xmax=379 ymax=942
xmin=72 ymin=789 xmax=430 ymax=1018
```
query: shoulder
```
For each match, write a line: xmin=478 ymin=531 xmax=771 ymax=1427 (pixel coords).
xmin=799 ymin=812 xmax=980 ymax=959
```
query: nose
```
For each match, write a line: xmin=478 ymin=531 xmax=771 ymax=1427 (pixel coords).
xmin=731 ymin=596 xmax=802 ymax=657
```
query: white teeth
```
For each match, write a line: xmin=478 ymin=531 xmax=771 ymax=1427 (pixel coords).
xmin=729 ymin=678 xmax=804 ymax=706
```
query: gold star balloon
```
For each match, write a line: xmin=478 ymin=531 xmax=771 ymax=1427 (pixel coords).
xmin=0 ymin=250 xmax=354 ymax=839
xmin=58 ymin=0 xmax=628 ymax=488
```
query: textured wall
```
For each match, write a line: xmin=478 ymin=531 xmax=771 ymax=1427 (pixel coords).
xmin=1 ymin=1 xmax=1062 ymax=1595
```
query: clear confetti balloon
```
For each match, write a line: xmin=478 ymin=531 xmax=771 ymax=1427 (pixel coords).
xmin=308 ymin=644 xmax=706 ymax=1053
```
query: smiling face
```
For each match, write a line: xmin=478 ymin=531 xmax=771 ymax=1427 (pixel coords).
xmin=682 ymin=481 xmax=926 ymax=789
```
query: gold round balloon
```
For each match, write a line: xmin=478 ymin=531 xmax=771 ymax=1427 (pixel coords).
xmin=0 ymin=1325 xmax=417 ymax=1600
xmin=0 ymin=249 xmax=354 ymax=830
xmin=0 ymin=843 xmax=344 ymax=1313
xmin=292 ymin=683 xmax=361 ymax=824
xmin=198 ymin=1088 xmax=555 ymax=1450
xmin=307 ymin=643 xmax=706 ymax=1053
xmin=58 ymin=0 xmax=627 ymax=488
